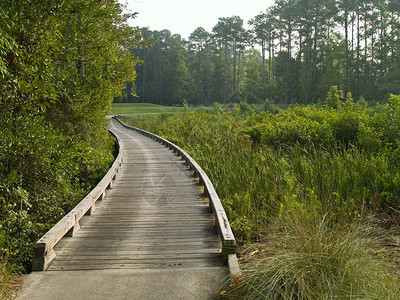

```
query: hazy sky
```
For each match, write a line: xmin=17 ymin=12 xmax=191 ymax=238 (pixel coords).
xmin=122 ymin=0 xmax=275 ymax=39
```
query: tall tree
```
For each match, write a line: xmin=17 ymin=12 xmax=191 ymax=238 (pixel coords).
xmin=189 ymin=27 xmax=210 ymax=104
xmin=131 ymin=0 xmax=400 ymax=105
xmin=213 ymin=17 xmax=234 ymax=102
xmin=249 ymin=12 xmax=272 ymax=99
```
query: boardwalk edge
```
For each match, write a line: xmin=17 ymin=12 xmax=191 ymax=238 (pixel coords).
xmin=113 ymin=116 xmax=240 ymax=274
xmin=32 ymin=127 xmax=124 ymax=271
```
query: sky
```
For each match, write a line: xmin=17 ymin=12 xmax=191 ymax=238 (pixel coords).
xmin=121 ymin=0 xmax=275 ymax=40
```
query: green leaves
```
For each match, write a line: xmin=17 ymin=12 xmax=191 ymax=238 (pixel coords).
xmin=0 ymin=0 xmax=142 ymax=272
xmin=0 ymin=111 xmax=115 ymax=269
xmin=325 ymin=85 xmax=344 ymax=109
xmin=0 ymin=0 xmax=142 ymax=117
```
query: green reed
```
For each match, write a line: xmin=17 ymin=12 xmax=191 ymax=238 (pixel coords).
xmin=124 ymin=103 xmax=400 ymax=298
xmin=124 ymin=105 xmax=399 ymax=242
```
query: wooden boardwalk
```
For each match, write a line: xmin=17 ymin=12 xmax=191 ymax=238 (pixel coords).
xmin=47 ymin=118 xmax=224 ymax=270
xmin=17 ymin=118 xmax=236 ymax=299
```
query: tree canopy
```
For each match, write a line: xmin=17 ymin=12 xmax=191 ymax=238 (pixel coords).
xmin=1 ymin=0 xmax=143 ymax=122
xmin=0 ymin=0 xmax=144 ymax=272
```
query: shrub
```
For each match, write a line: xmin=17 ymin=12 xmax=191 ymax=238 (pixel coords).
xmin=0 ymin=112 xmax=114 ymax=270
xmin=329 ymin=108 xmax=362 ymax=145
xmin=325 ymin=85 xmax=344 ymax=109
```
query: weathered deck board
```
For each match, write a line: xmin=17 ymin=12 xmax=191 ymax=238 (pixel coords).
xmin=46 ymin=118 xmax=224 ymax=271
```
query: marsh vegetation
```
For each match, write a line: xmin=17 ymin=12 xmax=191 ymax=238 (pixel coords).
xmin=124 ymin=96 xmax=400 ymax=299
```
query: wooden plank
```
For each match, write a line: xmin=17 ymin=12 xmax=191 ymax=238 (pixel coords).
xmin=47 ymin=259 xmax=225 ymax=271
xmin=55 ymin=239 xmax=221 ymax=249
xmin=66 ymin=231 xmax=217 ymax=239
xmin=57 ymin=235 xmax=219 ymax=243
xmin=54 ymin=248 xmax=223 ymax=256
xmin=78 ymin=220 xmax=215 ymax=227
xmin=92 ymin=204 xmax=209 ymax=210
xmin=51 ymin=256 xmax=224 ymax=265
xmin=76 ymin=216 xmax=214 ymax=224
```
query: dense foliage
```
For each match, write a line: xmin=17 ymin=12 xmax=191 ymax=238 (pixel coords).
xmin=124 ymin=95 xmax=400 ymax=298
xmin=0 ymin=0 xmax=143 ymax=276
xmin=118 ymin=0 xmax=400 ymax=106
xmin=127 ymin=97 xmax=400 ymax=236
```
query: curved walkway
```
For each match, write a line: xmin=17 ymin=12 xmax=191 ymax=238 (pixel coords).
xmin=17 ymin=118 xmax=228 ymax=299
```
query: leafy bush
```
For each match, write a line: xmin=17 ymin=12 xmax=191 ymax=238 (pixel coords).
xmin=0 ymin=112 xmax=114 ymax=270
xmin=329 ymin=108 xmax=362 ymax=145
xmin=382 ymin=94 xmax=400 ymax=148
xmin=325 ymin=85 xmax=344 ymax=109
xmin=0 ymin=1 xmax=141 ymax=291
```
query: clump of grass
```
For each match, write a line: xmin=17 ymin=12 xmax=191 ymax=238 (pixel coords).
xmin=0 ymin=259 xmax=22 ymax=300
xmin=223 ymin=212 xmax=399 ymax=299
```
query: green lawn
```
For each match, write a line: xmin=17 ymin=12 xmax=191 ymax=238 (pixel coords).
xmin=111 ymin=103 xmax=186 ymax=117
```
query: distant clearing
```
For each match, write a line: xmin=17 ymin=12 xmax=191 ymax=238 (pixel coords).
xmin=111 ymin=103 xmax=186 ymax=117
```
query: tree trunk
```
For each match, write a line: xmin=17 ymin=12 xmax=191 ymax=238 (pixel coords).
xmin=262 ymin=41 xmax=267 ymax=99
xmin=357 ymin=11 xmax=360 ymax=84
xmin=224 ymin=42 xmax=228 ymax=102
xmin=345 ymin=7 xmax=349 ymax=92
xmin=288 ymin=19 xmax=292 ymax=58
xmin=142 ymin=51 xmax=147 ymax=102
xmin=371 ymin=20 xmax=374 ymax=82
xmin=237 ymin=49 xmax=241 ymax=92
xmin=233 ymin=39 xmax=237 ymax=93
xmin=311 ymin=0 xmax=321 ymax=103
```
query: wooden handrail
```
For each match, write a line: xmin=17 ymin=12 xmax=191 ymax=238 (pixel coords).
xmin=113 ymin=117 xmax=236 ymax=255
xmin=32 ymin=130 xmax=124 ymax=271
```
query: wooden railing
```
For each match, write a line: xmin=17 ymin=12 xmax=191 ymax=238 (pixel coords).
xmin=32 ymin=131 xmax=124 ymax=271
xmin=113 ymin=117 xmax=237 ymax=256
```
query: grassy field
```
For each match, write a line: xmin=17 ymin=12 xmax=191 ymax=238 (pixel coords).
xmin=111 ymin=103 xmax=187 ymax=117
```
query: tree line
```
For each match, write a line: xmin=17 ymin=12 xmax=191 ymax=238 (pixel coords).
xmin=118 ymin=0 xmax=400 ymax=106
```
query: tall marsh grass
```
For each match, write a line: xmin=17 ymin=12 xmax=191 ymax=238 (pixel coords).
xmin=124 ymin=102 xmax=400 ymax=241
xmin=225 ymin=213 xmax=399 ymax=299
xmin=0 ymin=259 xmax=21 ymax=300
xmin=124 ymin=99 xmax=400 ymax=298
